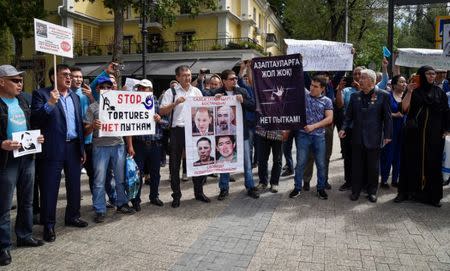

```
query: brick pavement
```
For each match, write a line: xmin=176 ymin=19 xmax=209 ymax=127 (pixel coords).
xmin=4 ymin=133 xmax=450 ymax=271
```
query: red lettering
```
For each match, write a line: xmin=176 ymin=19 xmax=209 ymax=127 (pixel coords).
xmin=117 ymin=94 xmax=123 ymax=104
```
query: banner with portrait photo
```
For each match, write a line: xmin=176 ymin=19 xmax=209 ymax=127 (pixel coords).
xmin=12 ymin=130 xmax=42 ymax=158
xmin=98 ymin=90 xmax=155 ymax=137
xmin=252 ymin=54 xmax=306 ymax=130
xmin=184 ymin=96 xmax=244 ymax=177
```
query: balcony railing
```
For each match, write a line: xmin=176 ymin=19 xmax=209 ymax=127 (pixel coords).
xmin=74 ymin=37 xmax=264 ymax=57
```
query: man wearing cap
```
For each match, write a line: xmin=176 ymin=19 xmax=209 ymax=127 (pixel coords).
xmin=0 ymin=65 xmax=45 ymax=266
xmin=84 ymin=76 xmax=136 ymax=223
xmin=126 ymin=79 xmax=167 ymax=211
xmin=31 ymin=64 xmax=88 ymax=242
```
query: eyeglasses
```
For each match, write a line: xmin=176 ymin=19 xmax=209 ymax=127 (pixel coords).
xmin=227 ymin=77 xmax=238 ymax=81
xmin=60 ymin=72 xmax=71 ymax=78
xmin=6 ymin=78 xmax=23 ymax=84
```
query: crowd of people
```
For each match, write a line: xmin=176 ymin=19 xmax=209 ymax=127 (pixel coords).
xmin=0 ymin=56 xmax=449 ymax=266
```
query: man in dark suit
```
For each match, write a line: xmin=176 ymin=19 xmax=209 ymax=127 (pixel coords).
xmin=31 ymin=64 xmax=88 ymax=242
xmin=339 ymin=69 xmax=392 ymax=203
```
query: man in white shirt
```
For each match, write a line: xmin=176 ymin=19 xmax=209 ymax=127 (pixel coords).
xmin=160 ymin=65 xmax=210 ymax=208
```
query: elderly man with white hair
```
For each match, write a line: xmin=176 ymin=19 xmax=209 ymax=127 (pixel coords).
xmin=339 ymin=69 xmax=392 ymax=203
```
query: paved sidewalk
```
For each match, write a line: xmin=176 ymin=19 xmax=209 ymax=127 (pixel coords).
xmin=5 ymin=134 xmax=450 ymax=271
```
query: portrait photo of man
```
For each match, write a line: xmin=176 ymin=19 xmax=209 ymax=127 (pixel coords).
xmin=192 ymin=107 xmax=214 ymax=136
xmin=193 ymin=137 xmax=215 ymax=166
xmin=18 ymin=132 xmax=36 ymax=152
xmin=215 ymin=106 xmax=236 ymax=135
xmin=216 ymin=135 xmax=237 ymax=163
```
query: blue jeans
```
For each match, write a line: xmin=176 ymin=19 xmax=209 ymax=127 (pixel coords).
xmin=283 ymin=132 xmax=296 ymax=171
xmin=294 ymin=132 xmax=326 ymax=191
xmin=92 ymin=145 xmax=128 ymax=213
xmin=219 ymin=139 xmax=255 ymax=191
xmin=0 ymin=156 xmax=34 ymax=249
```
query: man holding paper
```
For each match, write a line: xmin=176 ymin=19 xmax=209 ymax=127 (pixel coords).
xmin=0 ymin=65 xmax=45 ymax=266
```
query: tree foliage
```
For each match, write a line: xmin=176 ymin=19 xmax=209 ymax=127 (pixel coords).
xmin=0 ymin=0 xmax=46 ymax=65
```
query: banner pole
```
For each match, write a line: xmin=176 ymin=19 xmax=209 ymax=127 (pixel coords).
xmin=53 ymin=54 xmax=57 ymax=90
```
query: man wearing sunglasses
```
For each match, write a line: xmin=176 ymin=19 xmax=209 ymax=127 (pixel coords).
xmin=0 ymin=65 xmax=45 ymax=266
xmin=31 ymin=64 xmax=88 ymax=243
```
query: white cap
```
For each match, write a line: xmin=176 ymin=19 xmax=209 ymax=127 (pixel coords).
xmin=136 ymin=79 xmax=153 ymax=88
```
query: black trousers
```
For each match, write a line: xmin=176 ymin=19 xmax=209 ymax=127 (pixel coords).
xmin=257 ymin=135 xmax=282 ymax=186
xmin=169 ymin=127 xmax=205 ymax=199
xmin=351 ymin=144 xmax=380 ymax=196
xmin=342 ymin=128 xmax=353 ymax=186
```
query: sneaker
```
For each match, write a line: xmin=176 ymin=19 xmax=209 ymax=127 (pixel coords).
xmin=247 ymin=188 xmax=260 ymax=199
xmin=94 ymin=213 xmax=106 ymax=223
xmin=289 ymin=189 xmax=300 ymax=198
xmin=317 ymin=189 xmax=328 ymax=200
xmin=256 ymin=183 xmax=267 ymax=191
xmin=182 ymin=173 xmax=189 ymax=182
xmin=380 ymin=182 xmax=389 ymax=189
xmin=339 ymin=183 xmax=351 ymax=191
xmin=117 ymin=204 xmax=136 ymax=214
xmin=270 ymin=185 xmax=278 ymax=193
xmin=303 ymin=182 xmax=310 ymax=191
xmin=325 ymin=182 xmax=332 ymax=190
xmin=217 ymin=189 xmax=229 ymax=201
xmin=281 ymin=169 xmax=293 ymax=177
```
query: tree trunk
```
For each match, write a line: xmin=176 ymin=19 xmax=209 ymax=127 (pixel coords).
xmin=14 ymin=37 xmax=23 ymax=67
xmin=112 ymin=5 xmax=124 ymax=85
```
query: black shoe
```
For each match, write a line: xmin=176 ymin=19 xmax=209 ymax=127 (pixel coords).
xmin=0 ymin=250 xmax=11 ymax=266
xmin=303 ymin=182 xmax=310 ymax=191
xmin=350 ymin=193 xmax=359 ymax=201
xmin=339 ymin=183 xmax=352 ymax=191
xmin=65 ymin=218 xmax=88 ymax=228
xmin=150 ymin=198 xmax=164 ymax=207
xmin=431 ymin=201 xmax=442 ymax=208
xmin=394 ymin=193 xmax=407 ymax=203
xmin=43 ymin=228 xmax=56 ymax=242
xmin=117 ymin=204 xmax=136 ymax=214
xmin=281 ymin=169 xmax=293 ymax=177
xmin=289 ymin=189 xmax=300 ymax=198
xmin=106 ymin=201 xmax=115 ymax=209
xmin=380 ymin=183 xmax=389 ymax=189
xmin=391 ymin=182 xmax=399 ymax=188
xmin=368 ymin=194 xmax=377 ymax=203
xmin=325 ymin=182 xmax=332 ymax=190
xmin=195 ymin=193 xmax=211 ymax=203
xmin=94 ymin=213 xmax=106 ymax=223
xmin=247 ymin=188 xmax=260 ymax=199
xmin=229 ymin=176 xmax=236 ymax=182
xmin=132 ymin=202 xmax=141 ymax=212
xmin=217 ymin=190 xmax=229 ymax=201
xmin=17 ymin=237 xmax=44 ymax=247
xmin=172 ymin=198 xmax=180 ymax=208
xmin=317 ymin=189 xmax=328 ymax=200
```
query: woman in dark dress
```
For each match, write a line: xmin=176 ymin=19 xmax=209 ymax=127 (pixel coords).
xmin=395 ymin=66 xmax=449 ymax=207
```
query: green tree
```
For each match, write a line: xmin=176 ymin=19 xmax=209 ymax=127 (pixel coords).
xmin=0 ymin=0 xmax=46 ymax=66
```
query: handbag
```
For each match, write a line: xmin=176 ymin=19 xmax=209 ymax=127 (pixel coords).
xmin=125 ymin=155 xmax=140 ymax=200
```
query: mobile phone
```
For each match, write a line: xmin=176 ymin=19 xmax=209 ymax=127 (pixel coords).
xmin=411 ymin=74 xmax=421 ymax=88
xmin=344 ymin=76 xmax=353 ymax=87
xmin=83 ymin=78 xmax=90 ymax=85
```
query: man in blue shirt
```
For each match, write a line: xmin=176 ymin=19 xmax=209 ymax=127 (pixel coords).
xmin=289 ymin=76 xmax=333 ymax=200
xmin=31 ymin=64 xmax=88 ymax=243
xmin=0 ymin=65 xmax=45 ymax=266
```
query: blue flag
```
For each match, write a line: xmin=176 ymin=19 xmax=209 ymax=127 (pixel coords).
xmin=383 ymin=46 xmax=391 ymax=58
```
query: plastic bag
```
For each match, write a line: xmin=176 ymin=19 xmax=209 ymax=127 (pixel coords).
xmin=125 ymin=156 xmax=140 ymax=200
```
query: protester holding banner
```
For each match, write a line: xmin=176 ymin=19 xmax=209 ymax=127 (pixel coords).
xmin=395 ymin=66 xmax=449 ymax=207
xmin=31 ymin=64 xmax=88 ymax=242
xmin=207 ymin=69 xmax=259 ymax=200
xmin=160 ymin=65 xmax=210 ymax=208
xmin=339 ymin=69 xmax=392 ymax=203
xmin=126 ymin=79 xmax=167 ymax=210
xmin=335 ymin=66 xmax=364 ymax=192
xmin=84 ymin=76 xmax=136 ymax=223
xmin=380 ymin=75 xmax=406 ymax=189
xmin=289 ymin=76 xmax=333 ymax=199
xmin=0 ymin=65 xmax=45 ymax=266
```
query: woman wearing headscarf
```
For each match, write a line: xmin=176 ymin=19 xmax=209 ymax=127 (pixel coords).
xmin=395 ymin=66 xmax=450 ymax=207
xmin=380 ymin=75 xmax=407 ymax=188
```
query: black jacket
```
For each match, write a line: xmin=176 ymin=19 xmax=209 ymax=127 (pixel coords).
xmin=207 ymin=86 xmax=256 ymax=139
xmin=0 ymin=93 xmax=32 ymax=168
xmin=342 ymin=88 xmax=392 ymax=149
